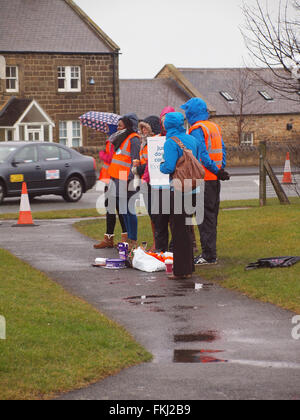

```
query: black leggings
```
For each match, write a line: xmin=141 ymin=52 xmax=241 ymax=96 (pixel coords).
xmin=106 ymin=197 xmax=127 ymax=235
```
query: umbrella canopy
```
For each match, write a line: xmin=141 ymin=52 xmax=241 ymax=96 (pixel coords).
xmin=79 ymin=111 xmax=120 ymax=135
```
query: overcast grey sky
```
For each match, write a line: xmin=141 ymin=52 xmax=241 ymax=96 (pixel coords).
xmin=74 ymin=0 xmax=276 ymax=79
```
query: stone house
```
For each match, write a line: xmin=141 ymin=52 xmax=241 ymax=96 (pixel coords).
xmin=121 ymin=64 xmax=300 ymax=148
xmin=0 ymin=0 xmax=120 ymax=148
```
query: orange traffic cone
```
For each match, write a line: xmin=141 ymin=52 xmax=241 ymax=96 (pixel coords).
xmin=282 ymin=152 xmax=293 ymax=184
xmin=13 ymin=182 xmax=36 ymax=227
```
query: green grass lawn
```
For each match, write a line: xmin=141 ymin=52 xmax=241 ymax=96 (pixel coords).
xmin=0 ymin=249 xmax=152 ymax=400
xmin=75 ymin=199 xmax=300 ymax=314
xmin=0 ymin=197 xmax=298 ymax=221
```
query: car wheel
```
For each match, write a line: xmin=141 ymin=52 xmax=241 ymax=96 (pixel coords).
xmin=63 ymin=177 xmax=83 ymax=202
xmin=0 ymin=181 xmax=6 ymax=204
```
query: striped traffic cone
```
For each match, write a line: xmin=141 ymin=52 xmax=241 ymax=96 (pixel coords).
xmin=13 ymin=182 xmax=36 ymax=227
xmin=282 ymin=152 xmax=293 ymax=184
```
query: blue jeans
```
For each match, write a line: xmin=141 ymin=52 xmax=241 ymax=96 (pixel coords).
xmin=119 ymin=192 xmax=138 ymax=241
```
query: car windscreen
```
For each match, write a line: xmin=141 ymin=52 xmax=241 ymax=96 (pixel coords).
xmin=0 ymin=145 xmax=17 ymax=163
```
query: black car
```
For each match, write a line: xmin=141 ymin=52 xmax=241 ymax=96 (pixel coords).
xmin=0 ymin=142 xmax=97 ymax=204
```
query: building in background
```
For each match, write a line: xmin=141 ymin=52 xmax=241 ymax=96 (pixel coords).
xmin=0 ymin=0 xmax=120 ymax=147
xmin=121 ymin=64 xmax=300 ymax=147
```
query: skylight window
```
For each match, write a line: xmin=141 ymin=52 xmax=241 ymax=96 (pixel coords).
xmin=258 ymin=91 xmax=273 ymax=101
xmin=220 ymin=91 xmax=234 ymax=102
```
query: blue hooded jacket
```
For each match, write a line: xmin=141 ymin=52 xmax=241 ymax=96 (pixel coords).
xmin=181 ymin=98 xmax=226 ymax=174
xmin=160 ymin=112 xmax=200 ymax=175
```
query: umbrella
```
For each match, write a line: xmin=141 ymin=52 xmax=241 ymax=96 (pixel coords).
xmin=79 ymin=111 xmax=120 ymax=135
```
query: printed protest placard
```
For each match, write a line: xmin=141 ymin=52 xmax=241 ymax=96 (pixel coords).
xmin=147 ymin=136 xmax=170 ymax=187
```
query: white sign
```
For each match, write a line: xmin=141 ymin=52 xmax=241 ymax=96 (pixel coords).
xmin=147 ymin=136 xmax=170 ymax=187
xmin=46 ymin=170 xmax=60 ymax=180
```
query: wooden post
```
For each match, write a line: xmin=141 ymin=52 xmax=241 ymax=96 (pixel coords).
xmin=264 ymin=160 xmax=290 ymax=205
xmin=259 ymin=141 xmax=267 ymax=206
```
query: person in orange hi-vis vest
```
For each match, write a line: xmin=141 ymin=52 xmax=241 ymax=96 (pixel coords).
xmin=132 ymin=116 xmax=161 ymax=251
xmin=94 ymin=128 xmax=128 ymax=249
xmin=107 ymin=113 xmax=141 ymax=250
xmin=181 ymin=98 xmax=230 ymax=266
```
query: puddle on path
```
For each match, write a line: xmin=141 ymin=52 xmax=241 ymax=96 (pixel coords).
xmin=173 ymin=349 xmax=227 ymax=364
xmin=174 ymin=331 xmax=218 ymax=343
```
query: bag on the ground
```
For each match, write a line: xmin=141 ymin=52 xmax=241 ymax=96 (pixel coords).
xmin=171 ymin=136 xmax=205 ymax=192
xmin=246 ymin=256 xmax=300 ymax=270
xmin=132 ymin=248 xmax=166 ymax=272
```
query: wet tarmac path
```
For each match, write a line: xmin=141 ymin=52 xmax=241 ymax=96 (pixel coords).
xmin=1 ymin=219 xmax=300 ymax=400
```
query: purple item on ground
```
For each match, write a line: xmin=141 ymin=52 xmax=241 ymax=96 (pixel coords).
xmin=105 ymin=259 xmax=126 ymax=269
xmin=118 ymin=242 xmax=129 ymax=261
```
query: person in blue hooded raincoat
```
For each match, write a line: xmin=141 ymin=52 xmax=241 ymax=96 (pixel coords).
xmin=160 ymin=112 xmax=200 ymax=279
xmin=181 ymin=98 xmax=230 ymax=266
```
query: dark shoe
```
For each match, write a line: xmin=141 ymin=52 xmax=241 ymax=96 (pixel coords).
xmin=194 ymin=255 xmax=217 ymax=266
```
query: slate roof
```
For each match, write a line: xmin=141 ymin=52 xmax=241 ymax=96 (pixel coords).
xmin=120 ymin=78 xmax=191 ymax=119
xmin=0 ymin=0 xmax=119 ymax=54
xmin=0 ymin=97 xmax=32 ymax=127
xmin=178 ymin=67 xmax=300 ymax=116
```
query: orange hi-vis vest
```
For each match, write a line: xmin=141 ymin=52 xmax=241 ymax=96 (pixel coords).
xmin=189 ymin=120 xmax=223 ymax=181
xmin=139 ymin=143 xmax=148 ymax=165
xmin=99 ymin=141 xmax=113 ymax=184
xmin=108 ymin=133 xmax=140 ymax=181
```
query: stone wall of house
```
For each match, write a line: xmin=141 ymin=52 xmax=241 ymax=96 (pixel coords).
xmin=0 ymin=53 xmax=119 ymax=147
xmin=212 ymin=114 xmax=300 ymax=146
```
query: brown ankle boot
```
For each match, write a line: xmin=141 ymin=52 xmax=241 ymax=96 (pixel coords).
xmin=94 ymin=234 xmax=114 ymax=249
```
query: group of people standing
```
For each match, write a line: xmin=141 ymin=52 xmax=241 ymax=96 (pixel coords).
xmin=94 ymin=97 xmax=230 ymax=280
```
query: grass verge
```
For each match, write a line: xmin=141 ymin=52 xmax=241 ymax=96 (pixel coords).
xmin=74 ymin=200 xmax=300 ymax=314
xmin=0 ymin=249 xmax=152 ymax=400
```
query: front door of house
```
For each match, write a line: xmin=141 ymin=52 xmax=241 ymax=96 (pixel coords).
xmin=26 ymin=125 xmax=42 ymax=141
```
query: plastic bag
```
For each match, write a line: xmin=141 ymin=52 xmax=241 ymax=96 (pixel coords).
xmin=132 ymin=248 xmax=166 ymax=272
xmin=246 ymin=256 xmax=300 ymax=270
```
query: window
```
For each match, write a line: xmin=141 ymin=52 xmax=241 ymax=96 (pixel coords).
xmin=258 ymin=91 xmax=273 ymax=101
xmin=57 ymin=66 xmax=81 ymax=92
xmin=220 ymin=91 xmax=234 ymax=102
xmin=14 ymin=145 xmax=38 ymax=163
xmin=59 ymin=121 xmax=82 ymax=148
xmin=6 ymin=66 xmax=19 ymax=92
xmin=39 ymin=145 xmax=60 ymax=161
xmin=6 ymin=130 xmax=13 ymax=141
xmin=240 ymin=132 xmax=254 ymax=146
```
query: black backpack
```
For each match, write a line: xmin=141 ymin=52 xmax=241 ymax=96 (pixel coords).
xmin=246 ymin=256 xmax=300 ymax=270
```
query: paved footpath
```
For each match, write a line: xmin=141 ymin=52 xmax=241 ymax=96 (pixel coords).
xmin=1 ymin=219 xmax=300 ymax=400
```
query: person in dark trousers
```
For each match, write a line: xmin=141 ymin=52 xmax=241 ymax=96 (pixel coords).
xmin=160 ymin=112 xmax=200 ymax=279
xmin=132 ymin=115 xmax=161 ymax=251
xmin=152 ymin=106 xmax=175 ymax=252
xmin=181 ymin=98 xmax=230 ymax=265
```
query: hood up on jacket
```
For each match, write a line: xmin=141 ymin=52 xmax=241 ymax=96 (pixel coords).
xmin=164 ymin=112 xmax=186 ymax=137
xmin=160 ymin=106 xmax=175 ymax=135
xmin=120 ymin=113 xmax=139 ymax=133
xmin=181 ymin=98 xmax=210 ymax=125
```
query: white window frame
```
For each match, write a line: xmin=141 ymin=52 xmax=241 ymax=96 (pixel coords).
xmin=59 ymin=121 xmax=82 ymax=148
xmin=6 ymin=66 xmax=19 ymax=92
xmin=220 ymin=91 xmax=235 ymax=102
xmin=240 ymin=132 xmax=254 ymax=146
xmin=57 ymin=66 xmax=81 ymax=92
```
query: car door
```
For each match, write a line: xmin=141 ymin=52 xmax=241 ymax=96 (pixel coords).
xmin=6 ymin=144 xmax=43 ymax=194
xmin=38 ymin=144 xmax=69 ymax=191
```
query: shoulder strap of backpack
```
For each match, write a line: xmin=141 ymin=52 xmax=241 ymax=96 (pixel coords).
xmin=171 ymin=136 xmax=187 ymax=151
